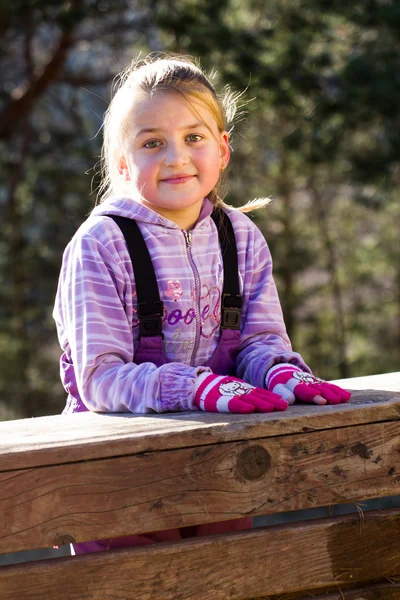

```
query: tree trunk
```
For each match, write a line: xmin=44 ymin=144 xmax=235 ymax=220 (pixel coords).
xmin=308 ymin=173 xmax=349 ymax=379
xmin=278 ymin=149 xmax=296 ymax=340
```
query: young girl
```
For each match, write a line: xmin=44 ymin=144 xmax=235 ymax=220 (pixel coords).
xmin=53 ymin=54 xmax=351 ymax=553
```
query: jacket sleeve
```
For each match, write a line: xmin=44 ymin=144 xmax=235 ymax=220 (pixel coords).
xmin=53 ymin=225 xmax=208 ymax=413
xmin=235 ymin=223 xmax=311 ymax=389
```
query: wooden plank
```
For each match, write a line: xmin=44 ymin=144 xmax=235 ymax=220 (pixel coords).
xmin=1 ymin=419 xmax=399 ymax=554
xmin=332 ymin=371 xmax=400 ymax=392
xmin=1 ymin=389 xmax=400 ymax=471
xmin=0 ymin=509 xmax=399 ymax=600
xmin=287 ymin=581 xmax=400 ymax=599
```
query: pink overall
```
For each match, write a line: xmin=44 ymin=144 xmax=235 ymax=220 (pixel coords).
xmin=69 ymin=328 xmax=252 ymax=555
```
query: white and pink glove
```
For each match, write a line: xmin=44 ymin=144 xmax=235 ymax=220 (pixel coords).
xmin=266 ymin=363 xmax=351 ymax=405
xmin=194 ymin=372 xmax=288 ymax=414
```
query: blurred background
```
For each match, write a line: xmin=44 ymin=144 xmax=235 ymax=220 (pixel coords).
xmin=1 ymin=0 xmax=399 ymax=421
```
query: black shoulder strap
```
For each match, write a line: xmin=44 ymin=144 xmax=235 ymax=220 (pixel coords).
xmin=211 ymin=209 xmax=242 ymax=330
xmin=107 ymin=209 xmax=242 ymax=336
xmin=107 ymin=215 xmax=163 ymax=338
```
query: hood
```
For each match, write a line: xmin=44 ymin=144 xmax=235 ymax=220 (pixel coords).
xmin=91 ymin=195 xmax=214 ymax=230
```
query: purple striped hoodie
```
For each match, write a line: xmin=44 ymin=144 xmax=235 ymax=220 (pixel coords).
xmin=53 ymin=196 xmax=309 ymax=414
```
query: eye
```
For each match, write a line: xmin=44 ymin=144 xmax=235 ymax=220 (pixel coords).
xmin=186 ymin=134 xmax=203 ymax=143
xmin=143 ymin=139 xmax=162 ymax=149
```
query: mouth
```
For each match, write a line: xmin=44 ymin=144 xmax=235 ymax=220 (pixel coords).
xmin=160 ymin=174 xmax=196 ymax=184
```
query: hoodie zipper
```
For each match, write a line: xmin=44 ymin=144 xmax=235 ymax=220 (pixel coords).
xmin=183 ymin=230 xmax=201 ymax=366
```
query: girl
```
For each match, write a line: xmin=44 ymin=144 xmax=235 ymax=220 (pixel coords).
xmin=53 ymin=55 xmax=351 ymax=553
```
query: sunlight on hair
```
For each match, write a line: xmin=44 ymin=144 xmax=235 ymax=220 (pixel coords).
xmin=238 ymin=197 xmax=273 ymax=213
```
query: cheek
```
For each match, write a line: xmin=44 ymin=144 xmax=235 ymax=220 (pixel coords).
xmin=130 ymin=156 xmax=157 ymax=182
xmin=208 ymin=161 xmax=222 ymax=187
xmin=198 ymin=148 xmax=221 ymax=179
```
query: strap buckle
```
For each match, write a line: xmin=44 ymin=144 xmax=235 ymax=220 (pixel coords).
xmin=221 ymin=293 xmax=242 ymax=330
xmin=138 ymin=301 xmax=164 ymax=337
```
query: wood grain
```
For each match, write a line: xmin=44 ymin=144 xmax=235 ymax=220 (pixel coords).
xmin=0 ymin=509 xmax=399 ymax=600
xmin=1 ymin=389 xmax=400 ymax=471
xmin=1 ymin=419 xmax=399 ymax=554
xmin=332 ymin=371 xmax=400 ymax=392
xmin=287 ymin=581 xmax=400 ymax=599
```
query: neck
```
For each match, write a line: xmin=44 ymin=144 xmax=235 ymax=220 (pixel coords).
xmin=141 ymin=202 xmax=202 ymax=231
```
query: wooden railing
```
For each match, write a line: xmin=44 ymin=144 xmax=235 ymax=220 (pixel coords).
xmin=0 ymin=373 xmax=399 ymax=599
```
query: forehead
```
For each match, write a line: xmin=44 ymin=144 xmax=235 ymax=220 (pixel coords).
xmin=125 ymin=90 xmax=218 ymax=134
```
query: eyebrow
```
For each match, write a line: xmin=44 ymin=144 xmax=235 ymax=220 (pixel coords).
xmin=136 ymin=122 xmax=206 ymax=136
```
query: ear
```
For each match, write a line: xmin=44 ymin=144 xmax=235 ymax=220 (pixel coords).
xmin=117 ymin=155 xmax=130 ymax=181
xmin=219 ymin=131 xmax=230 ymax=170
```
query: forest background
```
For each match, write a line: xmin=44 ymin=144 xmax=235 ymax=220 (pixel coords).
xmin=1 ymin=0 xmax=399 ymax=421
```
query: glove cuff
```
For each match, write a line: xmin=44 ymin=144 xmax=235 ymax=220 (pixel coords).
xmin=265 ymin=363 xmax=302 ymax=389
xmin=193 ymin=371 xmax=213 ymax=394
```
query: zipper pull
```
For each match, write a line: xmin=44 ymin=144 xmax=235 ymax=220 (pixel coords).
xmin=183 ymin=230 xmax=192 ymax=247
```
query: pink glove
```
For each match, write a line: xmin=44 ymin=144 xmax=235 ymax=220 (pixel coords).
xmin=194 ymin=372 xmax=288 ymax=414
xmin=266 ymin=363 xmax=351 ymax=405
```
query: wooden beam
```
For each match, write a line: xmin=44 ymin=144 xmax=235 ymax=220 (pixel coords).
xmin=289 ymin=581 xmax=400 ymax=599
xmin=332 ymin=371 xmax=400 ymax=392
xmin=1 ymin=420 xmax=399 ymax=554
xmin=0 ymin=509 xmax=399 ymax=600
xmin=1 ymin=389 xmax=399 ymax=471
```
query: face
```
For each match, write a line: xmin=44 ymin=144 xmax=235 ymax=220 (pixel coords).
xmin=118 ymin=90 xmax=230 ymax=229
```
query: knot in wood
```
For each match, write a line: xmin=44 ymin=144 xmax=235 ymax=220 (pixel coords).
xmin=237 ymin=445 xmax=270 ymax=481
xmin=53 ymin=534 xmax=76 ymax=546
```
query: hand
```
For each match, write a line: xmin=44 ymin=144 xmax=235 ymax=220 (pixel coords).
xmin=194 ymin=372 xmax=288 ymax=414
xmin=265 ymin=363 xmax=351 ymax=406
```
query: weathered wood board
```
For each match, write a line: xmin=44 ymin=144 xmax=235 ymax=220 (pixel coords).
xmin=0 ymin=509 xmax=399 ymax=600
xmin=1 ymin=389 xmax=399 ymax=471
xmin=285 ymin=581 xmax=400 ymax=599
xmin=332 ymin=371 xmax=400 ymax=392
xmin=1 ymin=419 xmax=399 ymax=554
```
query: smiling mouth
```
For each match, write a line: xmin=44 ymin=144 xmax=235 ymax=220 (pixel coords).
xmin=160 ymin=175 xmax=196 ymax=184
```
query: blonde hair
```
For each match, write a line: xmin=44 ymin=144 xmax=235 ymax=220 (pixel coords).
xmin=99 ymin=53 xmax=270 ymax=213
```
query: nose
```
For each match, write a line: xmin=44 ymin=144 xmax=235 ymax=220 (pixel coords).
xmin=163 ymin=140 xmax=189 ymax=167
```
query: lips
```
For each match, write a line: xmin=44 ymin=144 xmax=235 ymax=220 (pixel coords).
xmin=160 ymin=174 xmax=196 ymax=184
